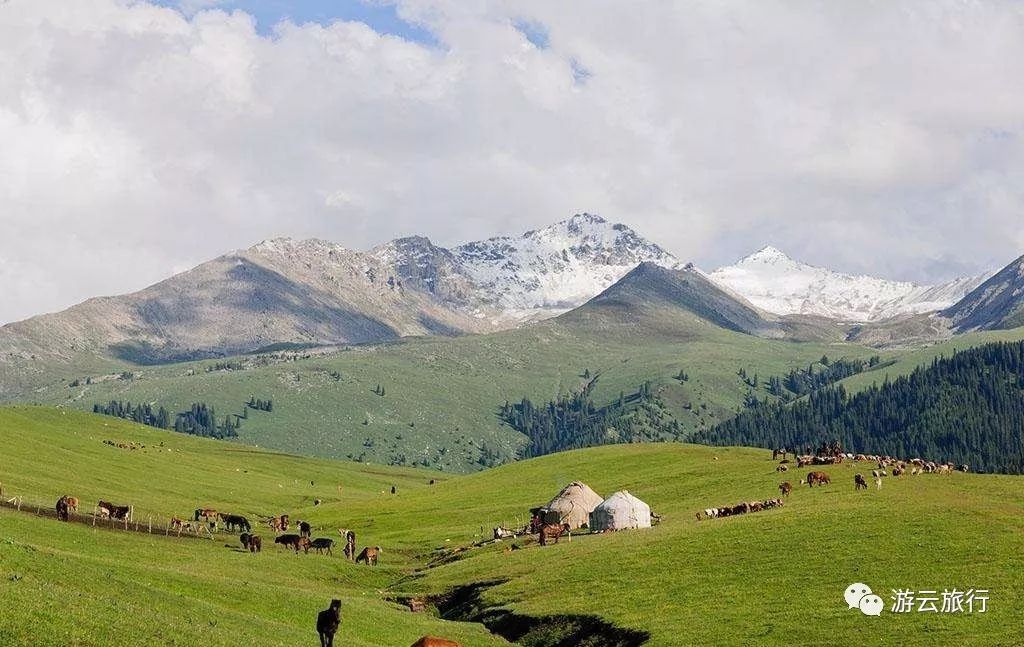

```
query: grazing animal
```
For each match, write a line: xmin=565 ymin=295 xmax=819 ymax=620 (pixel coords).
xmin=776 ymin=464 xmax=788 ymax=472
xmin=98 ymin=501 xmax=131 ymax=520
xmin=339 ymin=529 xmax=357 ymax=561
xmin=410 ymin=638 xmax=463 ymax=647
xmin=355 ymin=546 xmax=381 ymax=565
xmin=239 ymin=534 xmax=262 ymax=552
xmin=805 ymin=471 xmax=830 ymax=487
xmin=731 ymin=502 xmax=750 ymax=515
xmin=316 ymin=599 xmax=342 ymax=647
xmin=274 ymin=534 xmax=308 ymax=553
xmin=268 ymin=514 xmax=290 ymax=533
xmin=55 ymin=496 xmax=70 ymax=522
xmin=194 ymin=508 xmax=218 ymax=522
xmin=298 ymin=521 xmax=312 ymax=538
xmin=310 ymin=538 xmax=334 ymax=555
xmin=65 ymin=497 xmax=79 ymax=513
xmin=219 ymin=513 xmax=251 ymax=533
xmin=314 ymin=499 xmax=322 ymax=506
xmin=875 ymin=477 xmax=883 ymax=489
xmin=538 ymin=522 xmax=571 ymax=546
xmin=778 ymin=482 xmax=792 ymax=497
xmin=854 ymin=474 xmax=868 ymax=490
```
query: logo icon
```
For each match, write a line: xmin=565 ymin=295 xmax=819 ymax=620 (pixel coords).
xmin=845 ymin=583 xmax=882 ymax=616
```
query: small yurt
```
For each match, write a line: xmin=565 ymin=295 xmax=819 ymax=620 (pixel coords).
xmin=538 ymin=481 xmax=604 ymax=529
xmin=589 ymin=490 xmax=652 ymax=532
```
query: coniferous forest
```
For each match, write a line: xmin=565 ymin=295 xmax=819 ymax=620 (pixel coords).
xmin=692 ymin=341 xmax=1024 ymax=473
xmin=501 ymin=377 xmax=682 ymax=458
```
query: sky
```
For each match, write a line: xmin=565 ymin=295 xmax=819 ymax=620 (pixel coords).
xmin=2 ymin=1 xmax=1024 ymax=324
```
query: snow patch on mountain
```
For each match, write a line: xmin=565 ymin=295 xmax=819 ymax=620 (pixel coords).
xmin=710 ymin=247 xmax=990 ymax=321
xmin=453 ymin=213 xmax=679 ymax=315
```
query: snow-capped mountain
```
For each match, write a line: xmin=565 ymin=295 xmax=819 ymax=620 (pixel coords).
xmin=710 ymin=247 xmax=990 ymax=322
xmin=452 ymin=213 xmax=679 ymax=318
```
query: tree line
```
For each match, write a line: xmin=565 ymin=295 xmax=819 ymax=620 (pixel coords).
xmin=93 ymin=397 xmax=275 ymax=440
xmin=692 ymin=341 xmax=1024 ymax=474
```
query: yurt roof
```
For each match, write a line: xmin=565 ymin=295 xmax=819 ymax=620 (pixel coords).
xmin=544 ymin=481 xmax=603 ymax=510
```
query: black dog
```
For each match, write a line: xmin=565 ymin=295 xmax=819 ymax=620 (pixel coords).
xmin=316 ymin=599 xmax=341 ymax=647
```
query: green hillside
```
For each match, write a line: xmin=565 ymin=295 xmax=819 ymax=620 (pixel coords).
xmin=8 ymin=315 xmax=880 ymax=472
xmin=2 ymin=407 xmax=1023 ymax=646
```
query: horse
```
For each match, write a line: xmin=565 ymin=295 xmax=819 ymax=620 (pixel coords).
xmin=804 ymin=471 xmax=831 ymax=487
xmin=316 ymin=599 xmax=342 ymax=647
xmin=339 ymin=529 xmax=356 ymax=561
xmin=268 ymin=514 xmax=290 ymax=533
xmin=298 ymin=520 xmax=311 ymax=538
xmin=410 ymin=638 xmax=463 ymax=647
xmin=98 ymin=501 xmax=130 ymax=520
xmin=65 ymin=496 xmax=79 ymax=513
xmin=778 ymin=482 xmax=792 ymax=497
xmin=240 ymin=533 xmax=262 ymax=553
xmin=274 ymin=534 xmax=307 ymax=553
xmin=310 ymin=538 xmax=334 ymax=555
xmin=194 ymin=508 xmax=218 ymax=522
xmin=55 ymin=496 xmax=70 ymax=522
xmin=355 ymin=546 xmax=381 ymax=565
xmin=219 ymin=513 xmax=251 ymax=532
xmin=538 ymin=522 xmax=571 ymax=546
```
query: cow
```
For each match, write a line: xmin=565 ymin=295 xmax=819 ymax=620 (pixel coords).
xmin=731 ymin=502 xmax=750 ymax=515
xmin=854 ymin=474 xmax=868 ymax=490
xmin=805 ymin=471 xmax=830 ymax=487
xmin=194 ymin=508 xmax=218 ymax=523
xmin=316 ymin=599 xmax=342 ymax=647
xmin=776 ymin=464 xmax=789 ymax=473
xmin=936 ymin=464 xmax=952 ymax=475
xmin=310 ymin=538 xmax=334 ymax=555
xmin=219 ymin=513 xmax=251 ymax=533
xmin=778 ymin=482 xmax=792 ymax=497
xmin=239 ymin=533 xmax=262 ymax=553
xmin=410 ymin=638 xmax=463 ymax=647
xmin=539 ymin=523 xmax=571 ymax=546
xmin=355 ymin=546 xmax=381 ymax=565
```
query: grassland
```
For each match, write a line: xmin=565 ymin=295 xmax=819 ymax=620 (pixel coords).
xmin=11 ymin=315 xmax=883 ymax=472
xmin=2 ymin=406 xmax=1023 ymax=646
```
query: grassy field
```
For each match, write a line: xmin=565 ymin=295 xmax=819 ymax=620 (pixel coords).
xmin=11 ymin=316 xmax=882 ymax=472
xmin=2 ymin=406 xmax=1023 ymax=646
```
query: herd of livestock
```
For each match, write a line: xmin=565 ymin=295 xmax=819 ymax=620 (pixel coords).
xmin=696 ymin=447 xmax=969 ymax=521
xmin=51 ymin=497 xmax=382 ymax=565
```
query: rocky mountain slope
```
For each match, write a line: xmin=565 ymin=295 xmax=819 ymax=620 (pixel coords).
xmin=943 ymin=253 xmax=1024 ymax=331
xmin=0 ymin=214 xmax=678 ymax=363
xmin=710 ymin=246 xmax=989 ymax=322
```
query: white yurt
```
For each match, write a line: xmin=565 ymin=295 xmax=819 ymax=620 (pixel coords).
xmin=588 ymin=490 xmax=652 ymax=532
xmin=538 ymin=481 xmax=604 ymax=529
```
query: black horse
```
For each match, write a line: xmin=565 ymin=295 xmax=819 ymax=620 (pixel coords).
xmin=316 ymin=599 xmax=342 ymax=647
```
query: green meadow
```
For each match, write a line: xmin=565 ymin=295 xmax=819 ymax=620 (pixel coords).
xmin=2 ymin=406 xmax=1022 ymax=646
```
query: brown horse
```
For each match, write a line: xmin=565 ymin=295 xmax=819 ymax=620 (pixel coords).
xmin=804 ymin=471 xmax=831 ymax=487
xmin=65 ymin=496 xmax=79 ymax=513
xmin=410 ymin=638 xmax=463 ymax=647
xmin=539 ymin=522 xmax=571 ymax=546
xmin=355 ymin=546 xmax=380 ymax=565
xmin=778 ymin=482 xmax=793 ymax=497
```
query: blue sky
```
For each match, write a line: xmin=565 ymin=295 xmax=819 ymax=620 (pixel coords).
xmin=154 ymin=0 xmax=436 ymax=42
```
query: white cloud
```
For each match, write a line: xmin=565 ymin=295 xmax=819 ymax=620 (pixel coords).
xmin=1 ymin=0 xmax=1024 ymax=323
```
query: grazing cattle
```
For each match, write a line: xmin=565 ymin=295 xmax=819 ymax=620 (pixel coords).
xmin=538 ymin=523 xmax=571 ymax=546
xmin=298 ymin=521 xmax=312 ymax=538
xmin=960 ymin=464 xmax=969 ymax=473
xmin=891 ymin=466 xmax=904 ymax=478
xmin=316 ymin=599 xmax=342 ymax=647
xmin=854 ymin=474 xmax=868 ymax=490
xmin=310 ymin=538 xmax=334 ymax=555
xmin=779 ymin=482 xmax=792 ymax=497
xmin=776 ymin=464 xmax=788 ymax=473
xmin=805 ymin=471 xmax=830 ymax=487
xmin=731 ymin=502 xmax=750 ymax=516
xmin=274 ymin=534 xmax=309 ymax=553
xmin=772 ymin=448 xmax=788 ymax=461
xmin=410 ymin=638 xmax=462 ymax=647
xmin=219 ymin=513 xmax=251 ymax=533
xmin=355 ymin=546 xmax=381 ymax=565
xmin=936 ymin=464 xmax=952 ymax=475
